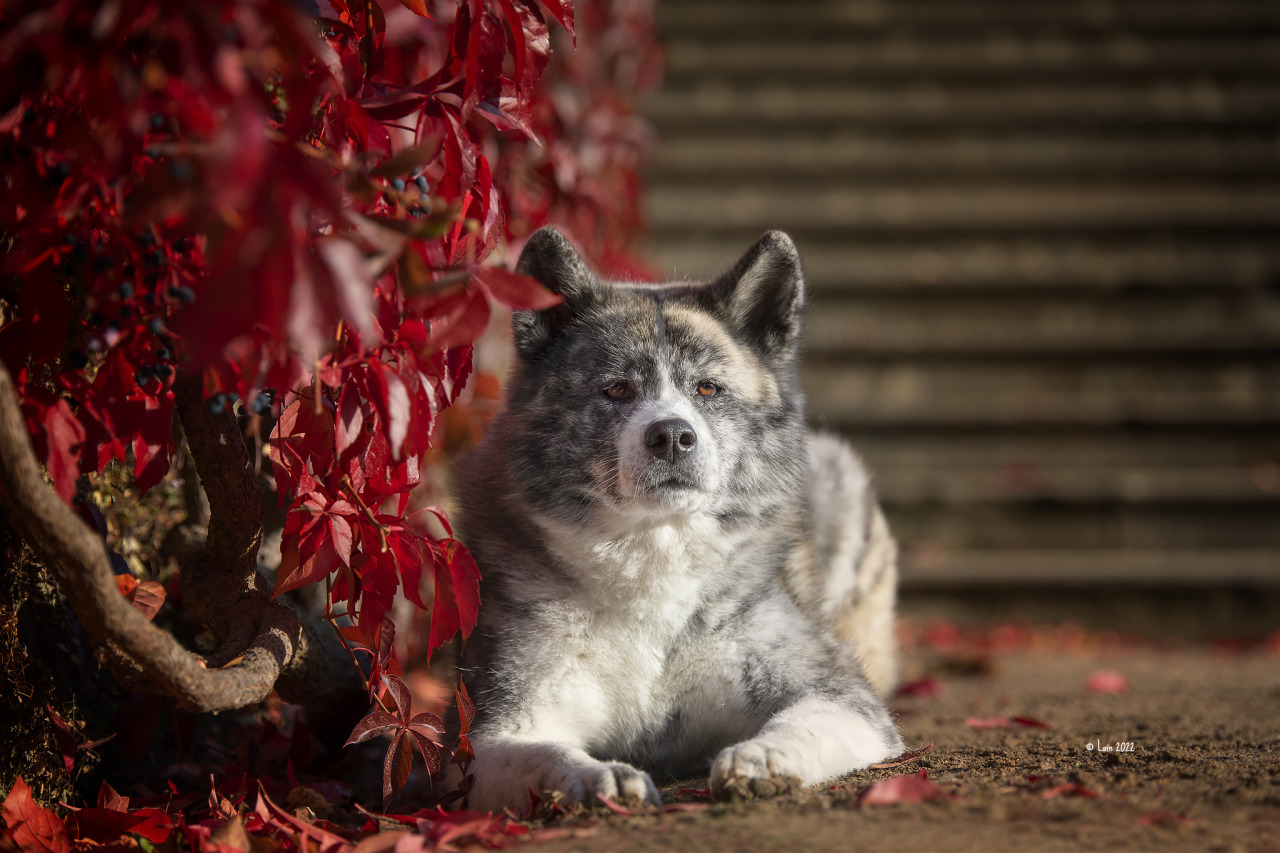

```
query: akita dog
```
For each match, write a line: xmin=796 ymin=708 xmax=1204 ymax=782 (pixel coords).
xmin=449 ymin=228 xmax=903 ymax=811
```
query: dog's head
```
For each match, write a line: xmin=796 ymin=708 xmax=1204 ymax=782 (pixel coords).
xmin=497 ymin=228 xmax=808 ymax=530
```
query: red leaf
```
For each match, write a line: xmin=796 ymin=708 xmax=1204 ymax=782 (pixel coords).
xmin=394 ymin=0 xmax=433 ymax=19
xmin=426 ymin=287 xmax=490 ymax=353
xmin=859 ymin=770 xmax=953 ymax=806
xmin=495 ymin=0 xmax=550 ymax=99
xmin=1085 ymin=670 xmax=1129 ymax=694
xmin=336 ymin=384 xmax=365 ymax=461
xmin=96 ymin=783 xmax=128 ymax=812
xmin=462 ymin=6 xmax=505 ymax=120
xmin=329 ymin=511 xmax=354 ymax=567
xmin=44 ymin=399 xmax=85 ymax=503
xmin=406 ymin=730 xmax=442 ymax=777
xmin=383 ymin=731 xmax=414 ymax=810
xmin=444 ymin=539 xmax=481 ymax=638
xmin=536 ymin=0 xmax=575 ymax=43
xmin=1011 ymin=716 xmax=1052 ymax=730
xmin=66 ymin=808 xmax=145 ymax=844
xmin=471 ymin=268 xmax=562 ymax=311
xmin=2 ymin=776 xmax=71 ymax=853
xmin=455 ymin=680 xmax=475 ymax=736
xmin=408 ymin=712 xmax=445 ymax=734
xmin=1042 ymin=783 xmax=1100 ymax=800
xmin=345 ymin=709 xmax=400 ymax=746
xmin=868 ymin=743 xmax=934 ymax=770
xmin=382 ymin=673 xmax=413 ymax=719
xmin=44 ymin=707 xmax=79 ymax=778
xmin=129 ymin=581 xmax=167 ymax=621
xmin=965 ymin=716 xmax=1051 ymax=730
xmin=895 ymin=677 xmax=944 ymax=699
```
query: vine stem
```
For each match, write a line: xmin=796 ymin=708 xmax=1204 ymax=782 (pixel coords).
xmin=341 ymin=474 xmax=389 ymax=553
xmin=322 ymin=583 xmax=394 ymax=716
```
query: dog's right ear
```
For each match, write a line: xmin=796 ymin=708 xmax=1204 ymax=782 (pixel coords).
xmin=512 ymin=227 xmax=598 ymax=360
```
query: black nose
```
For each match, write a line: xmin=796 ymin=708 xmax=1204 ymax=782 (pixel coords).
xmin=644 ymin=418 xmax=698 ymax=462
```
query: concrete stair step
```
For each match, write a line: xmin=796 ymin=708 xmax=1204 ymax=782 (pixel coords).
xmin=649 ymin=238 xmax=1280 ymax=291
xmin=848 ymin=431 xmax=1280 ymax=471
xmin=898 ymin=548 xmax=1280 ymax=586
xmin=663 ymin=37 xmax=1280 ymax=83
xmin=660 ymin=2 xmax=1280 ymax=39
xmin=647 ymin=133 xmax=1280 ymax=182
xmin=888 ymin=503 xmax=1280 ymax=551
xmin=642 ymin=82 xmax=1280 ymax=130
xmin=801 ymin=360 xmax=1280 ymax=427
xmin=874 ymin=464 xmax=1280 ymax=504
xmin=647 ymin=182 xmax=1280 ymax=234
xmin=802 ymin=291 xmax=1280 ymax=355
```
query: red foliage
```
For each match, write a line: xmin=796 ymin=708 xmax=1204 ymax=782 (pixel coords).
xmin=2 ymin=0 xmax=658 ymax=813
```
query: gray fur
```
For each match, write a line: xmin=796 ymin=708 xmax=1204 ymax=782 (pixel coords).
xmin=448 ymin=229 xmax=903 ymax=811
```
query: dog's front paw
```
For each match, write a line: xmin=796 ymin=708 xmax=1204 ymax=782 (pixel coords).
xmin=557 ymin=760 xmax=660 ymax=809
xmin=709 ymin=740 xmax=807 ymax=800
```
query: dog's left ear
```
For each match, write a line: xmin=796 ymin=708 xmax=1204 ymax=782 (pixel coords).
xmin=707 ymin=231 xmax=805 ymax=358
xmin=512 ymin=227 xmax=599 ymax=360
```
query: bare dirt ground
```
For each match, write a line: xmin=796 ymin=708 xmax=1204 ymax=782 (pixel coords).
xmin=512 ymin=622 xmax=1280 ymax=853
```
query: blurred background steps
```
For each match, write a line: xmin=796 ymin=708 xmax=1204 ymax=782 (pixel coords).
xmin=641 ymin=0 xmax=1280 ymax=627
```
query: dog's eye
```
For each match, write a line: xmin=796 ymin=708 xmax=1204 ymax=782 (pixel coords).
xmin=603 ymin=382 xmax=632 ymax=400
xmin=696 ymin=382 xmax=720 ymax=397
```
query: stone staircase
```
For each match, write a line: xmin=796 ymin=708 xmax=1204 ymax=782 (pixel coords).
xmin=640 ymin=0 xmax=1280 ymax=612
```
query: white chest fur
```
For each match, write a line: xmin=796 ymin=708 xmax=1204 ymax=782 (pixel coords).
xmin=509 ymin=514 xmax=744 ymax=752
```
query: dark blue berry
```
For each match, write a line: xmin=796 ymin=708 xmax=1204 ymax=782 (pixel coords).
xmin=149 ymin=317 xmax=165 ymax=334
xmin=51 ymin=163 xmax=69 ymax=182
xmin=150 ymin=113 xmax=165 ymax=129
xmin=169 ymin=160 xmax=193 ymax=182
xmin=171 ymin=285 xmax=196 ymax=305
xmin=208 ymin=393 xmax=227 ymax=416
xmin=63 ymin=233 xmax=78 ymax=245
xmin=152 ymin=363 xmax=172 ymax=380
xmin=156 ymin=347 xmax=170 ymax=361
xmin=251 ymin=394 xmax=273 ymax=417
xmin=415 ymin=175 xmax=429 ymax=192
xmin=391 ymin=178 xmax=406 ymax=191
xmin=117 ymin=281 xmax=135 ymax=299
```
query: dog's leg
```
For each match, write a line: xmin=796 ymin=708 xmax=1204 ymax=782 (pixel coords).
xmin=708 ymin=695 xmax=903 ymax=799
xmin=462 ymin=737 xmax=661 ymax=813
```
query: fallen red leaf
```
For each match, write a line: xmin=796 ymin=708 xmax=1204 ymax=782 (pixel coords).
xmin=1011 ymin=716 xmax=1051 ymax=730
xmin=895 ymin=677 xmax=945 ymax=699
xmin=1042 ymin=783 xmax=1100 ymax=800
xmin=859 ymin=769 xmax=954 ymax=806
xmin=65 ymin=808 xmax=146 ymax=844
xmin=1085 ymin=670 xmax=1129 ymax=694
xmin=869 ymin=743 xmax=934 ymax=770
xmin=965 ymin=716 xmax=1051 ymax=730
xmin=2 ymin=776 xmax=71 ymax=853
xmin=595 ymin=795 xmax=708 ymax=816
xmin=675 ymin=788 xmax=711 ymax=799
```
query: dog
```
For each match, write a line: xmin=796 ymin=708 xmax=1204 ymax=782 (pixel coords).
xmin=447 ymin=228 xmax=903 ymax=812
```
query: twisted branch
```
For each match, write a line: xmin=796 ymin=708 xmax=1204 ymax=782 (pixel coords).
xmin=0 ymin=363 xmax=364 ymax=735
